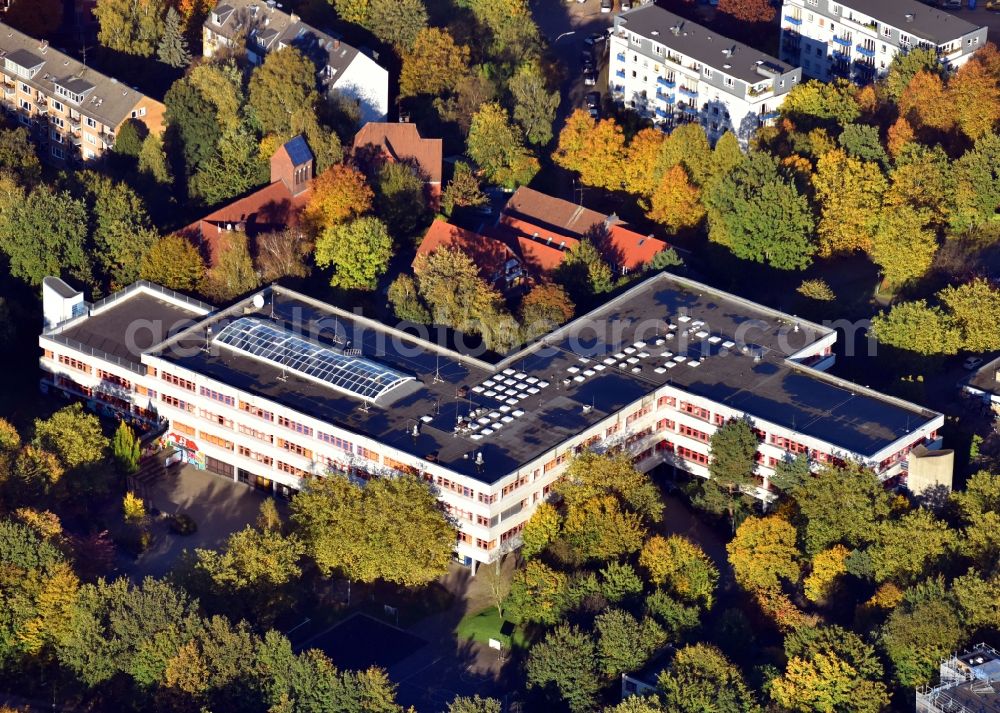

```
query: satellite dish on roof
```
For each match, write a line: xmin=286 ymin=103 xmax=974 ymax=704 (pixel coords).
xmin=252 ymin=294 xmax=266 ymax=310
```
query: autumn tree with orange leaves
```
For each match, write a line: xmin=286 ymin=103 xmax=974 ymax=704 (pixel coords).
xmin=553 ymin=109 xmax=626 ymax=191
xmin=302 ymin=164 xmax=373 ymax=236
xmin=646 ymin=165 xmax=705 ymax=233
xmin=718 ymin=0 xmax=775 ymax=23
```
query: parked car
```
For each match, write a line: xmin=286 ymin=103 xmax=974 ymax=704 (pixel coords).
xmin=586 ymin=91 xmax=601 ymax=109
xmin=964 ymin=356 xmax=984 ymax=371
xmin=621 ymin=0 xmax=632 ymax=8
xmin=584 ymin=32 xmax=607 ymax=46
xmin=986 ymin=0 xmax=1000 ymax=11
xmin=939 ymin=0 xmax=961 ymax=7
xmin=601 ymin=0 xmax=613 ymax=12
xmin=584 ymin=70 xmax=598 ymax=86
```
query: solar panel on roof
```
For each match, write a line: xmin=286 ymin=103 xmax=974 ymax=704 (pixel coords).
xmin=214 ymin=317 xmax=412 ymax=403
xmin=282 ymin=135 xmax=314 ymax=167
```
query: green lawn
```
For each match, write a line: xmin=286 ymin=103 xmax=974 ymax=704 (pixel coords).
xmin=455 ymin=606 xmax=530 ymax=650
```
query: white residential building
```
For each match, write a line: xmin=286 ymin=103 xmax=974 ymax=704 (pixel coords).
xmin=780 ymin=0 xmax=987 ymax=84
xmin=609 ymin=4 xmax=801 ymax=143
xmin=203 ymin=0 xmax=389 ymax=123
xmin=39 ymin=272 xmax=943 ymax=570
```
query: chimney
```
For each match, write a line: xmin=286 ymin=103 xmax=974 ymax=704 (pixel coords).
xmin=905 ymin=13 xmax=914 ymax=22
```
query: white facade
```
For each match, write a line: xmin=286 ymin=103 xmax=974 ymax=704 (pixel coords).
xmin=609 ymin=6 xmax=801 ymax=143
xmin=780 ymin=0 xmax=987 ymax=83
xmin=39 ymin=279 xmax=944 ymax=568
xmin=331 ymin=51 xmax=389 ymax=125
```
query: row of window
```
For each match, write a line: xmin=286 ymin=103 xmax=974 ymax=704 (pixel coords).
xmin=201 ymin=386 xmax=235 ymax=407
xmin=238 ymin=445 xmax=273 ymax=466
xmin=162 ymin=393 xmax=194 ymax=413
xmin=58 ymin=354 xmax=91 ymax=374
xmin=278 ymin=414 xmax=312 ymax=436
xmin=162 ymin=371 xmax=195 ymax=391
xmin=96 ymin=369 xmax=131 ymax=389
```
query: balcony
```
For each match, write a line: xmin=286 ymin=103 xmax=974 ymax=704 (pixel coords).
xmin=2 ymin=85 xmax=13 ymax=96
xmin=832 ymin=49 xmax=851 ymax=63
xmin=760 ymin=110 xmax=780 ymax=121
xmin=615 ymin=69 xmax=626 ymax=79
xmin=682 ymin=105 xmax=699 ymax=115
xmin=678 ymin=86 xmax=698 ymax=98
xmin=655 ymin=107 xmax=669 ymax=118
xmin=656 ymin=90 xmax=675 ymax=103
xmin=855 ymin=44 xmax=875 ymax=57
xmin=832 ymin=35 xmax=851 ymax=47
xmin=784 ymin=14 xmax=802 ymax=25
xmin=616 ymin=52 xmax=625 ymax=62
xmin=657 ymin=76 xmax=676 ymax=88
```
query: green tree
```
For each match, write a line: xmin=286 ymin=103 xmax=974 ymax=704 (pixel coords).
xmin=599 ymin=561 xmax=644 ymax=603
xmin=705 ymin=151 xmax=815 ymax=270
xmin=952 ymin=470 xmax=1000 ymax=522
xmin=647 ymin=248 xmax=684 ymax=271
xmin=466 ymin=102 xmax=539 ymax=189
xmin=951 ymin=134 xmax=1000 ymax=232
xmin=771 ymin=652 xmax=890 ymax=713
xmin=387 ymin=274 xmax=431 ymax=323
xmin=95 ymin=0 xmax=167 ymax=57
xmin=555 ymin=452 xmax=664 ymax=521
xmin=870 ymin=204 xmax=937 ymax=288
xmin=561 ymin=495 xmax=646 ymax=562
xmin=639 ymin=535 xmax=718 ymax=609
xmin=881 ymin=582 xmax=963 ymax=687
xmin=114 ymin=119 xmax=146 ymax=158
xmin=364 ymin=0 xmax=427 ymax=51
xmin=111 ymin=422 xmax=140 ymax=475
xmin=792 ymin=463 xmax=891 ymax=555
xmin=555 ymin=238 xmax=614 ymax=303
xmin=939 ymin=279 xmax=1000 ymax=353
xmin=0 ymin=127 xmax=40 ymax=184
xmin=0 ymin=184 xmax=89 ymax=286
xmin=291 ymin=473 xmax=454 ymax=588
xmin=468 ymin=0 xmax=540 ymax=58
xmin=138 ymin=133 xmax=172 ymax=185
xmin=520 ymin=501 xmax=560 ymax=559
xmin=413 ymin=246 xmax=506 ymax=335
xmin=780 ymin=78 xmax=860 ymax=127
xmin=658 ymin=643 xmax=761 ymax=713
xmin=448 ymin=696 xmax=501 ymax=713
xmin=727 ymin=515 xmax=801 ymax=593
xmin=199 ymin=230 xmax=260 ymax=302
xmin=698 ymin=417 xmax=759 ymax=524
xmin=157 ymin=6 xmax=190 ymax=67
xmin=510 ymin=62 xmax=560 ymax=146
xmin=375 ymin=161 xmax=428 ymax=239
xmin=504 ymin=559 xmax=568 ymax=625
xmin=644 ymin=588 xmax=701 ymax=639
xmin=140 ymin=234 xmax=205 ymax=291
xmin=82 ymin=173 xmax=159 ymax=288
xmin=525 ymin=624 xmax=600 ymax=713
xmin=885 ymin=47 xmax=940 ymax=101
xmin=399 ymin=28 xmax=470 ymax=98
xmin=595 ymin=608 xmax=667 ymax=677
xmin=838 ymin=124 xmax=889 ymax=167
xmin=315 ymin=216 xmax=393 ymax=290
xmin=57 ymin=576 xmax=203 ymax=687
xmin=0 ymin=519 xmax=79 ymax=667
xmin=164 ymin=75 xmax=222 ymax=174
xmin=869 ymin=300 xmax=962 ymax=356
xmin=796 ymin=279 xmax=835 ymax=303
xmin=441 ymin=161 xmax=486 ymax=217
xmin=32 ymin=404 xmax=107 ymax=472
xmin=952 ymin=569 xmax=1000 ymax=630
xmin=867 ymin=509 xmax=957 ymax=585
xmin=248 ymin=47 xmax=319 ymax=135
xmin=189 ymin=120 xmax=269 ymax=205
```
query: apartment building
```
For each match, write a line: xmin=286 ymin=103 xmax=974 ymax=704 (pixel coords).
xmin=780 ymin=0 xmax=986 ymax=84
xmin=609 ymin=5 xmax=801 ymax=143
xmin=0 ymin=23 xmax=164 ymax=163
xmin=203 ymin=0 xmax=388 ymax=123
xmin=39 ymin=271 xmax=943 ymax=568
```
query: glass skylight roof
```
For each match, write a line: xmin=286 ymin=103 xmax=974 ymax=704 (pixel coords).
xmin=214 ymin=317 xmax=413 ymax=403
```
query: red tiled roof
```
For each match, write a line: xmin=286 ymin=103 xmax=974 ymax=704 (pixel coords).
xmin=414 ymin=219 xmax=514 ymax=280
xmin=181 ymin=181 xmax=310 ymax=265
xmin=353 ymin=122 xmax=443 ymax=185
xmin=497 ymin=188 xmax=669 ymax=273
xmin=492 ymin=215 xmax=577 ymax=273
